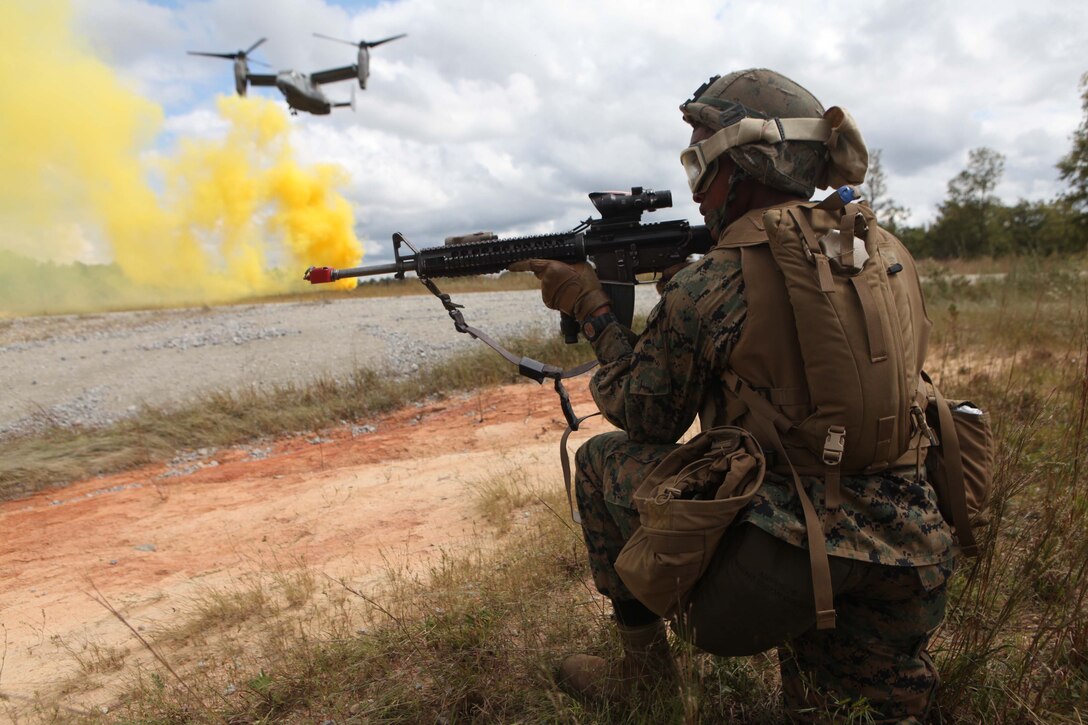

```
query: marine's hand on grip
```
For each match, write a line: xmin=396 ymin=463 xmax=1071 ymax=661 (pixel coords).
xmin=508 ymin=259 xmax=610 ymax=320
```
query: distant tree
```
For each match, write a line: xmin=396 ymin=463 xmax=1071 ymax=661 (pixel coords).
xmin=1058 ymin=72 xmax=1088 ymax=213
xmin=861 ymin=148 xmax=909 ymax=233
xmin=930 ymin=147 xmax=1007 ymax=257
xmin=947 ymin=146 xmax=1005 ymax=209
xmin=896 ymin=224 xmax=933 ymax=259
xmin=999 ymin=200 xmax=1083 ymax=255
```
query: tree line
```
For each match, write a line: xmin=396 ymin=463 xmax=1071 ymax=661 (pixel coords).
xmin=864 ymin=73 xmax=1088 ymax=258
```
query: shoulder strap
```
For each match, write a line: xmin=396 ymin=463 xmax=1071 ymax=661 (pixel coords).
xmin=723 ymin=370 xmax=837 ymax=630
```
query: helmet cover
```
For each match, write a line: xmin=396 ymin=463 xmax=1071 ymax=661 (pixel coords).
xmin=681 ymin=69 xmax=838 ymax=197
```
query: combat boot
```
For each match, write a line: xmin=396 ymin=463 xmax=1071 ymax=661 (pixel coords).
xmin=558 ymin=619 xmax=678 ymax=701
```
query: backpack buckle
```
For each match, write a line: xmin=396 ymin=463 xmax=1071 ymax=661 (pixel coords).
xmin=911 ymin=405 xmax=938 ymax=445
xmin=822 ymin=425 xmax=846 ymax=466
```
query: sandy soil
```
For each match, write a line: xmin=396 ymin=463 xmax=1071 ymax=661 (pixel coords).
xmin=0 ymin=289 xmax=657 ymax=719
xmin=0 ymin=377 xmax=610 ymax=718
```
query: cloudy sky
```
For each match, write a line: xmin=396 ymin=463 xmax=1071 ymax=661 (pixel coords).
xmin=70 ymin=0 xmax=1088 ymax=266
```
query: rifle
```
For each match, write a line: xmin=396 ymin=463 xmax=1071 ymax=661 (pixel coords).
xmin=304 ymin=187 xmax=711 ymax=427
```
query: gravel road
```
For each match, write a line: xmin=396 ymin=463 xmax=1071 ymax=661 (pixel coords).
xmin=0 ymin=287 xmax=660 ymax=436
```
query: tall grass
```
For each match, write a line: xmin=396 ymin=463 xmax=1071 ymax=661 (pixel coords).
xmin=922 ymin=260 xmax=1088 ymax=722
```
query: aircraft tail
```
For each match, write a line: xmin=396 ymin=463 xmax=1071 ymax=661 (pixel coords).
xmin=334 ymin=85 xmax=357 ymax=112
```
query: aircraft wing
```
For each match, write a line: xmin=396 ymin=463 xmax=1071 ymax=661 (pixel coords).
xmin=311 ymin=65 xmax=358 ymax=85
xmin=247 ymin=74 xmax=278 ymax=87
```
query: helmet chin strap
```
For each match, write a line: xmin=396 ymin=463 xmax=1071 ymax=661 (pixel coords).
xmin=704 ymin=166 xmax=750 ymax=237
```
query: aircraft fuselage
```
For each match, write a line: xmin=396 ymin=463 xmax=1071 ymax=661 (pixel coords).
xmin=276 ymin=71 xmax=331 ymax=114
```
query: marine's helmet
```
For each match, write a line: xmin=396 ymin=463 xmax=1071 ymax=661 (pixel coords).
xmin=680 ymin=68 xmax=867 ymax=198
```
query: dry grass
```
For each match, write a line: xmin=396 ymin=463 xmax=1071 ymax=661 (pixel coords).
xmin=471 ymin=457 xmax=550 ymax=534
xmin=46 ymin=483 xmax=786 ymax=724
xmin=918 ymin=260 xmax=1088 ymax=722
xmin=915 ymin=253 xmax=1088 ymax=280
xmin=0 ymin=325 xmax=595 ymax=502
xmin=14 ymin=256 xmax=1088 ymax=723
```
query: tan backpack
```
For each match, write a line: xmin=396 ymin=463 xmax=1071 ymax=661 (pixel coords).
xmin=715 ymin=190 xmax=933 ymax=629
xmin=744 ymin=194 xmax=930 ymax=481
xmin=615 ymin=190 xmax=992 ymax=628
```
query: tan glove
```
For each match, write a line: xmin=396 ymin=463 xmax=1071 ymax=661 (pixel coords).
xmin=508 ymin=259 xmax=610 ymax=320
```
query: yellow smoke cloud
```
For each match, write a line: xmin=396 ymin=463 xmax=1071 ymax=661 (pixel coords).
xmin=0 ymin=0 xmax=362 ymax=315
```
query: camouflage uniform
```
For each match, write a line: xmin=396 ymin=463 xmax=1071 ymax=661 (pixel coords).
xmin=573 ymin=232 xmax=956 ymax=722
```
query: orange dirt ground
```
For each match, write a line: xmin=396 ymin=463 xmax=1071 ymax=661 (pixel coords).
xmin=0 ymin=379 xmax=606 ymax=718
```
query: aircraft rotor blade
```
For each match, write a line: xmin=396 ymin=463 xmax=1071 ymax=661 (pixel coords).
xmin=365 ymin=33 xmax=407 ymax=48
xmin=247 ymin=58 xmax=271 ymax=68
xmin=245 ymin=37 xmax=267 ymax=55
xmin=188 ymin=51 xmax=239 ymax=59
xmin=313 ymin=32 xmax=359 ymax=47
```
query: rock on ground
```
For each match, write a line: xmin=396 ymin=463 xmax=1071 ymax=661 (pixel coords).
xmin=0 ymin=287 xmax=660 ymax=436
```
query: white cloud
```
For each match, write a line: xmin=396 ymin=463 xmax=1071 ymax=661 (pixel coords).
xmin=70 ymin=0 xmax=1088 ymax=253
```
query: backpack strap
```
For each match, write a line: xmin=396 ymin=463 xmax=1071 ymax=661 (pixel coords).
xmin=821 ymin=426 xmax=845 ymax=509
xmin=786 ymin=207 xmax=835 ymax=293
xmin=924 ymin=372 xmax=979 ymax=556
xmin=724 ymin=370 xmax=837 ymax=630
xmin=849 ymin=276 xmax=889 ymax=363
xmin=784 ymin=204 xmax=862 ymax=508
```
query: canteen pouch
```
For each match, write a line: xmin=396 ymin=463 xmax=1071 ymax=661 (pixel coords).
xmin=615 ymin=426 xmax=766 ymax=617
xmin=923 ymin=378 xmax=995 ymax=555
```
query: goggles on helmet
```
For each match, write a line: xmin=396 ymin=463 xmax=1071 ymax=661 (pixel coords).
xmin=680 ymin=141 xmax=720 ymax=195
xmin=680 ymin=115 xmax=835 ymax=193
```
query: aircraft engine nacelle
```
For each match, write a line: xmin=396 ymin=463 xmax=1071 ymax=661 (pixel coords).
xmin=233 ymin=57 xmax=248 ymax=96
xmin=357 ymin=46 xmax=370 ymax=90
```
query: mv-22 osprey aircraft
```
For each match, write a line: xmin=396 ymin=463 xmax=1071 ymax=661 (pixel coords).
xmin=187 ymin=34 xmax=406 ymax=116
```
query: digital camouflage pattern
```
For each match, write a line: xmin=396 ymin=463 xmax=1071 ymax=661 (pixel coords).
xmin=574 ymin=431 xmax=950 ymax=722
xmin=780 ymin=560 xmax=950 ymax=724
xmin=680 ymin=68 xmax=831 ymax=198
xmin=574 ymin=214 xmax=956 ymax=717
xmin=574 ymin=430 xmax=675 ymax=602
xmin=586 ymin=242 xmax=956 ymax=570
xmin=590 ymin=248 xmax=745 ymax=444
xmin=574 ymin=430 xmax=954 ymax=598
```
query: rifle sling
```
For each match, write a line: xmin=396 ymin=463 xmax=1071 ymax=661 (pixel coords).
xmin=419 ymin=276 xmax=599 ymax=428
xmin=417 ymin=276 xmax=610 ymax=525
xmin=560 ymin=411 xmax=602 ymax=524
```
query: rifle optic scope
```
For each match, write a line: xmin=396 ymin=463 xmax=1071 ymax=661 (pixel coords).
xmin=589 ymin=187 xmax=672 ymax=220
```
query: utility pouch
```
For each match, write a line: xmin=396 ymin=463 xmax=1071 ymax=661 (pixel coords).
xmin=922 ymin=373 xmax=994 ymax=556
xmin=615 ymin=426 xmax=765 ymax=618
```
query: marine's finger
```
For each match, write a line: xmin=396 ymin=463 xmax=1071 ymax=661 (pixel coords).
xmin=507 ymin=258 xmax=549 ymax=275
xmin=527 ymin=259 xmax=557 ymax=274
xmin=507 ymin=260 xmax=533 ymax=273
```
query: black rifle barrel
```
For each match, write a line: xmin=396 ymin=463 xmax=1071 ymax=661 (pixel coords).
xmin=325 ymin=261 xmax=404 ymax=280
